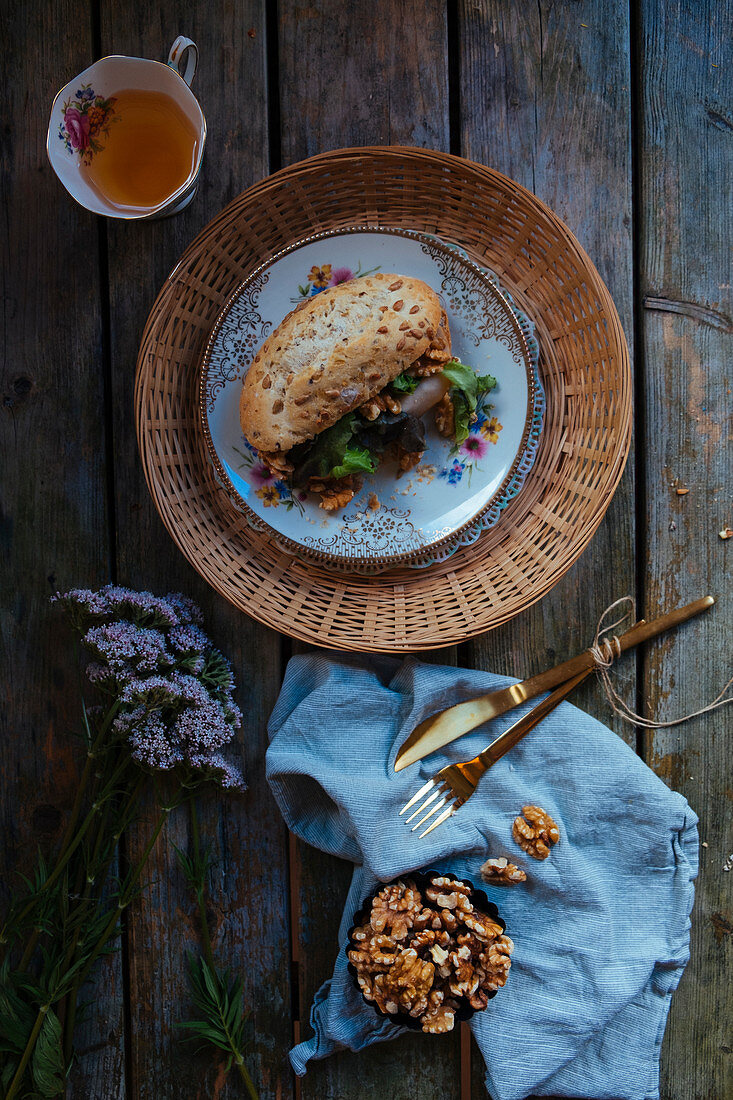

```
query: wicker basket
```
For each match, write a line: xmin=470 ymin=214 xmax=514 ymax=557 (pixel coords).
xmin=135 ymin=147 xmax=632 ymax=652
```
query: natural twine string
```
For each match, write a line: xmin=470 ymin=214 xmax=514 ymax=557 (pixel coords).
xmin=589 ymin=597 xmax=733 ymax=729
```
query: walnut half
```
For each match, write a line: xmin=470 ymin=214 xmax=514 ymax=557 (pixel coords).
xmin=480 ymin=857 xmax=527 ymax=886
xmin=512 ymin=805 xmax=560 ymax=860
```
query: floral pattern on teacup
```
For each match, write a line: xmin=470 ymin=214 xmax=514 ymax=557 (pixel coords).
xmin=58 ymin=85 xmax=117 ymax=164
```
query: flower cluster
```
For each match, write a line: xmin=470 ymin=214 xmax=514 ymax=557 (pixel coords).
xmin=58 ymin=84 xmax=116 ymax=162
xmin=307 ymin=263 xmax=355 ymax=290
xmin=439 ymin=407 xmax=503 ymax=485
xmin=292 ymin=260 xmax=379 ymax=303
xmin=53 ymin=586 xmax=245 ymax=790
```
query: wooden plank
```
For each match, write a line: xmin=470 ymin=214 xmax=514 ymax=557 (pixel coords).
xmin=636 ymin=3 xmax=732 ymax=1097
xmin=277 ymin=3 xmax=463 ymax=1097
xmin=95 ymin=4 xmax=293 ymax=1098
xmin=0 ymin=2 xmax=126 ymax=1096
xmin=0 ymin=11 xmax=127 ymax=1100
xmin=456 ymin=2 xmax=635 ymax=1094
xmin=278 ymin=0 xmax=451 ymax=162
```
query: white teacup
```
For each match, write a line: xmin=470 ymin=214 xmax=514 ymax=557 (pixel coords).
xmin=46 ymin=37 xmax=206 ymax=220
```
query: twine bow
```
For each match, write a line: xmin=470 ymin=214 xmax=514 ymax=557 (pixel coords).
xmin=589 ymin=597 xmax=733 ymax=729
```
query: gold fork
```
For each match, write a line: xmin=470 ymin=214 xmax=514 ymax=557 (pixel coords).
xmin=399 ymin=668 xmax=591 ymax=838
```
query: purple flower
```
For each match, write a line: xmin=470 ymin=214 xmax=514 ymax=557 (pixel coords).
xmin=120 ymin=675 xmax=182 ymax=708
xmin=164 ymin=593 xmax=204 ymax=626
xmin=173 ymin=699 xmax=232 ymax=754
xmin=169 ymin=624 xmax=210 ymax=655
xmin=84 ymin=622 xmax=170 ymax=676
xmin=459 ymin=433 xmax=488 ymax=460
xmin=112 ymin=705 xmax=147 ymax=737
xmin=196 ymin=752 xmax=246 ymax=791
xmin=129 ymin=714 xmax=183 ymax=770
xmin=86 ymin=662 xmax=114 ymax=684
xmin=100 ymin=586 xmax=180 ymax=628
xmin=54 ymin=584 xmax=197 ymax=631
xmin=55 ymin=583 xmax=244 ymax=790
xmin=328 ymin=267 xmax=354 ymax=286
xmin=172 ymin=672 xmax=212 ymax=708
xmin=249 ymin=462 xmax=274 ymax=486
xmin=224 ymin=700 xmax=243 ymax=727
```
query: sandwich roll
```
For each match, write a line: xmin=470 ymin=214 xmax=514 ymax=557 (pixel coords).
xmin=239 ymin=274 xmax=451 ymax=453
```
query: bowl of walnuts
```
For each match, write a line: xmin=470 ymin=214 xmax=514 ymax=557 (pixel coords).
xmin=346 ymin=871 xmax=514 ymax=1035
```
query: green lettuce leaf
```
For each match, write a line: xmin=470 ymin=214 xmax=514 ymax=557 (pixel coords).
xmin=329 ymin=445 xmax=378 ymax=479
xmin=442 ymin=359 xmax=497 ymax=445
xmin=450 ymin=391 xmax=472 ymax=445
xmin=291 ymin=414 xmax=378 ymax=483
xmin=442 ymin=359 xmax=496 ymax=405
xmin=390 ymin=371 xmax=420 ymax=394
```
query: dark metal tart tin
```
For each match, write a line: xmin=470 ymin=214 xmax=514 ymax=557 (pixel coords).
xmin=345 ymin=868 xmax=506 ymax=1032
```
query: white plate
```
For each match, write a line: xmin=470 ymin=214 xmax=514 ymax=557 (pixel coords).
xmin=199 ymin=227 xmax=543 ymax=571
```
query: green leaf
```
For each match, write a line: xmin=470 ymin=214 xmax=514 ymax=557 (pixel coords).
xmin=329 ymin=445 xmax=377 ymax=480
xmin=177 ymin=955 xmax=250 ymax=1065
xmin=451 ymin=391 xmax=472 ymax=446
xmin=442 ymin=360 xmax=497 ymax=444
xmin=442 ymin=359 xmax=496 ymax=407
xmin=291 ymin=414 xmax=379 ymax=484
xmin=0 ymin=980 xmax=35 ymax=1052
xmin=390 ymin=371 xmax=419 ymax=394
xmin=31 ymin=1008 xmax=65 ymax=1098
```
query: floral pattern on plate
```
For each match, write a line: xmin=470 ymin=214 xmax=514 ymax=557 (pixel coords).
xmin=291 ymin=260 xmax=380 ymax=302
xmin=233 ymin=439 xmax=307 ymax=514
xmin=199 ymin=227 xmax=543 ymax=571
xmin=439 ymin=407 xmax=504 ymax=485
xmin=58 ymin=84 xmax=117 ymax=163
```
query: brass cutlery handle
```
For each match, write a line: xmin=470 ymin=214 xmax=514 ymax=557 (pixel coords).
xmin=504 ymin=595 xmax=714 ymax=709
xmin=477 ymin=668 xmax=592 ymax=770
xmin=394 ymin=595 xmax=715 ymax=771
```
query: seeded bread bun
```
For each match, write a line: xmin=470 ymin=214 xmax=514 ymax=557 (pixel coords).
xmin=239 ymin=274 xmax=449 ymax=453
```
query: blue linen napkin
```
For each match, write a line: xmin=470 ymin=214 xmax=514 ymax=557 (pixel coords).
xmin=266 ymin=652 xmax=698 ymax=1100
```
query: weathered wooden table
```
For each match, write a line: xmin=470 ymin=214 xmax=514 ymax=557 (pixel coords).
xmin=3 ymin=2 xmax=730 ymax=1097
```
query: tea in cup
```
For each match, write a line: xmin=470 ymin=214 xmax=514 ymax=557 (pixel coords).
xmin=47 ymin=37 xmax=206 ymax=219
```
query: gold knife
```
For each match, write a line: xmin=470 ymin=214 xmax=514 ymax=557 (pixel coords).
xmin=393 ymin=595 xmax=715 ymax=772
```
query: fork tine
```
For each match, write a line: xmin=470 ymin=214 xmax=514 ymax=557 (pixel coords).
xmin=404 ymin=784 xmax=445 ymax=824
xmin=419 ymin=802 xmax=458 ymax=838
xmin=399 ymin=777 xmax=436 ymax=816
xmin=411 ymin=794 xmax=448 ymax=833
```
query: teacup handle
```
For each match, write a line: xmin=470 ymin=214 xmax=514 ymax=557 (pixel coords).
xmin=168 ymin=36 xmax=198 ymax=86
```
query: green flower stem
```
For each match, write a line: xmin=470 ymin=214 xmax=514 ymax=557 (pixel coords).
xmin=4 ymin=1002 xmax=49 ymax=1100
xmin=16 ymin=928 xmax=40 ymax=974
xmin=56 ymin=698 xmax=121 ymax=855
xmin=8 ymin=755 xmax=134 ymax=970
xmin=60 ymin=775 xmax=146 ymax=1063
xmin=234 ymin=1056 xmax=260 ymax=1100
xmin=189 ymin=795 xmax=214 ymax=971
xmin=72 ymin=796 xmax=179 ymax=994
xmin=1 ymin=715 xmax=127 ymax=954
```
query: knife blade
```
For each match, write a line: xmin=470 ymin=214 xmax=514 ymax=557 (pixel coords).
xmin=393 ymin=595 xmax=715 ymax=771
